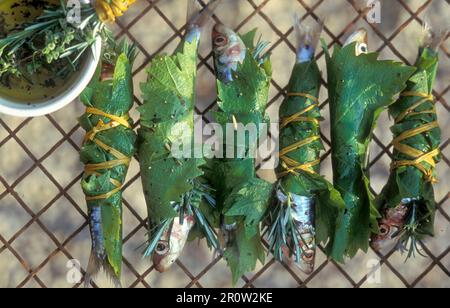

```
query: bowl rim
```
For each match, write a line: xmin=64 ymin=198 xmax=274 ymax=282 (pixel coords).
xmin=0 ymin=38 xmax=102 ymax=118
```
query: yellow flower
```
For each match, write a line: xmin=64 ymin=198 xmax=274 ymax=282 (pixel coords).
xmin=95 ymin=0 xmax=136 ymax=23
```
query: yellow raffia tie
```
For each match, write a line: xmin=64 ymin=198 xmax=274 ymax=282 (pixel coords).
xmin=84 ymin=107 xmax=131 ymax=202
xmin=95 ymin=0 xmax=136 ymax=23
xmin=281 ymin=93 xmax=320 ymax=128
xmin=85 ymin=172 xmax=123 ymax=201
xmin=395 ymin=91 xmax=435 ymax=124
xmin=391 ymin=91 xmax=440 ymax=183
xmin=86 ymin=107 xmax=131 ymax=129
xmin=278 ymin=93 xmax=321 ymax=178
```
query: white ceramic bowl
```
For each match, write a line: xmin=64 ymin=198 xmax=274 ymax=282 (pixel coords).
xmin=0 ymin=39 xmax=102 ymax=117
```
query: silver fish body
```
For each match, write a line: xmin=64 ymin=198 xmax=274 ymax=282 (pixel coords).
xmin=185 ymin=26 xmax=202 ymax=46
xmin=277 ymin=190 xmax=316 ymax=274
xmin=85 ymin=205 xmax=109 ymax=287
xmin=88 ymin=205 xmax=106 ymax=260
xmin=290 ymin=194 xmax=316 ymax=274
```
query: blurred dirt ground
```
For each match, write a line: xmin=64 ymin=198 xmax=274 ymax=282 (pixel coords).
xmin=0 ymin=0 xmax=449 ymax=288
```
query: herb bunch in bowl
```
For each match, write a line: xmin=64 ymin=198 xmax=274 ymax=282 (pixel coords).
xmin=0 ymin=0 xmax=134 ymax=85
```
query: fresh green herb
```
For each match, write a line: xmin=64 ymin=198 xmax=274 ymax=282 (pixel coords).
xmin=0 ymin=0 xmax=104 ymax=83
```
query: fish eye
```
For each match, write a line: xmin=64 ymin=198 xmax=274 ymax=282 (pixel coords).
xmin=155 ymin=241 xmax=170 ymax=255
xmin=302 ymin=250 xmax=315 ymax=262
xmin=214 ymin=35 xmax=227 ymax=46
xmin=379 ymin=224 xmax=390 ymax=236
xmin=357 ymin=43 xmax=368 ymax=55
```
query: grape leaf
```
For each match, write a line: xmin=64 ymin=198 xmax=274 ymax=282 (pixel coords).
xmin=138 ymin=39 xmax=205 ymax=223
xmin=324 ymin=42 xmax=415 ymax=260
xmin=223 ymin=225 xmax=265 ymax=286
xmin=225 ymin=178 xmax=273 ymax=238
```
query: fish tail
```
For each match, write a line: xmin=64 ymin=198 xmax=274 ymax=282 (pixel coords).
xmin=85 ymin=206 xmax=104 ymax=287
xmin=85 ymin=205 xmax=123 ymax=287
xmin=84 ymin=251 xmax=102 ymax=288
xmin=420 ymin=22 xmax=448 ymax=51
xmin=187 ymin=0 xmax=221 ymax=29
xmin=103 ymin=264 xmax=123 ymax=288
xmin=84 ymin=253 xmax=122 ymax=288
xmin=293 ymin=14 xmax=324 ymax=53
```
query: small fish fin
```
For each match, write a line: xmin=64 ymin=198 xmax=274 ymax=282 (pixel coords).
xmin=420 ymin=22 xmax=448 ymax=51
xmin=103 ymin=265 xmax=123 ymax=288
xmin=293 ymin=14 xmax=324 ymax=51
xmin=187 ymin=0 xmax=222 ymax=29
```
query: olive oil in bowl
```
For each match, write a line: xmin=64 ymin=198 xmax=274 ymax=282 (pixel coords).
xmin=0 ymin=63 xmax=83 ymax=105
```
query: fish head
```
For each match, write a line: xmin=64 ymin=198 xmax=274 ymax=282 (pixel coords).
xmin=371 ymin=224 xmax=400 ymax=251
xmin=371 ymin=204 xmax=409 ymax=251
xmin=344 ymin=28 xmax=368 ymax=56
xmin=153 ymin=216 xmax=195 ymax=273
xmin=153 ymin=240 xmax=177 ymax=272
xmin=296 ymin=232 xmax=316 ymax=274
xmin=212 ymin=23 xmax=247 ymax=83
xmin=299 ymin=249 xmax=315 ymax=274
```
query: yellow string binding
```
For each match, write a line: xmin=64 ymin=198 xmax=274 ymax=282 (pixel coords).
xmin=95 ymin=0 xmax=136 ymax=23
xmin=84 ymin=107 xmax=131 ymax=202
xmin=391 ymin=91 xmax=440 ymax=183
xmin=278 ymin=93 xmax=321 ymax=178
xmin=395 ymin=91 xmax=435 ymax=123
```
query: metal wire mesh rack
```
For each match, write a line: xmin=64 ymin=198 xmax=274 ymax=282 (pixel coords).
xmin=0 ymin=0 xmax=449 ymax=288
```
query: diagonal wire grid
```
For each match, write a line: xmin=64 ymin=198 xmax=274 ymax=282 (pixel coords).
xmin=0 ymin=0 xmax=449 ymax=288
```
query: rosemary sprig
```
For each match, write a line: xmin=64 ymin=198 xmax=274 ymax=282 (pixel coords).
xmin=397 ymin=202 xmax=430 ymax=259
xmin=143 ymin=180 xmax=219 ymax=258
xmin=267 ymin=187 xmax=306 ymax=265
xmin=0 ymin=1 xmax=104 ymax=83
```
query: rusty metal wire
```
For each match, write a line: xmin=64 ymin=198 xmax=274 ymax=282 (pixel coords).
xmin=0 ymin=0 xmax=449 ymax=288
